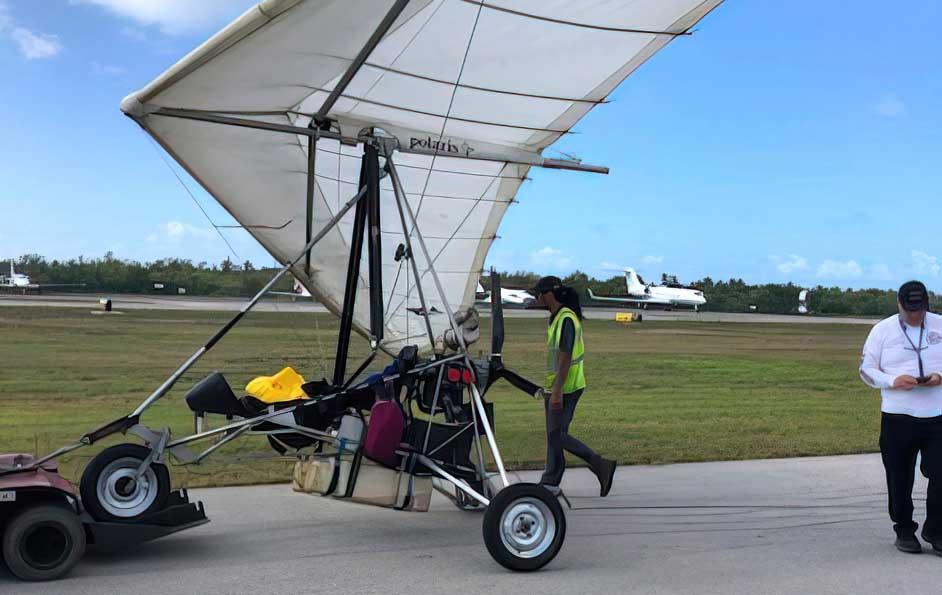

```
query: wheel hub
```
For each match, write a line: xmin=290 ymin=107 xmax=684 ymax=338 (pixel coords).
xmin=21 ymin=523 xmax=71 ymax=570
xmin=500 ymin=497 xmax=556 ymax=559
xmin=96 ymin=457 xmax=159 ymax=518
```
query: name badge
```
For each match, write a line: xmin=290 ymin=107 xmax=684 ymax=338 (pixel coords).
xmin=0 ymin=491 xmax=15 ymax=502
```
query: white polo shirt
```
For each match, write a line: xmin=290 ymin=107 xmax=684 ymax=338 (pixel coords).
xmin=860 ymin=311 xmax=942 ymax=418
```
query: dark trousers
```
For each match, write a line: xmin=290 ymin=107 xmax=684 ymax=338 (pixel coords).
xmin=541 ymin=390 xmax=598 ymax=486
xmin=879 ymin=413 xmax=942 ymax=539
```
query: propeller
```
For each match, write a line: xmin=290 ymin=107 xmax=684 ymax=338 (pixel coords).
xmin=484 ymin=268 xmax=543 ymax=399
xmin=489 ymin=268 xmax=505 ymax=360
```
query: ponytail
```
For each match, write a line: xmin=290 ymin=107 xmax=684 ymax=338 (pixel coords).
xmin=552 ymin=285 xmax=583 ymax=320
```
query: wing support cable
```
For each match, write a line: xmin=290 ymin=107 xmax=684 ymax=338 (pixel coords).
xmin=459 ymin=1 xmax=695 ymax=36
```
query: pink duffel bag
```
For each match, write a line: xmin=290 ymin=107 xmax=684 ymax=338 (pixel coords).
xmin=363 ymin=386 xmax=405 ymax=467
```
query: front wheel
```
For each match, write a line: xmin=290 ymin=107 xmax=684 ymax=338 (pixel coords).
xmin=2 ymin=504 xmax=86 ymax=581
xmin=482 ymin=483 xmax=566 ymax=571
xmin=80 ymin=443 xmax=171 ymax=522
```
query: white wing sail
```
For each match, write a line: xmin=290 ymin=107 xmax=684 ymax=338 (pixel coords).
xmin=122 ymin=0 xmax=721 ymax=351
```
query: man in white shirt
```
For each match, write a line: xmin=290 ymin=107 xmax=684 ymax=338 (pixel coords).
xmin=860 ymin=280 xmax=942 ymax=555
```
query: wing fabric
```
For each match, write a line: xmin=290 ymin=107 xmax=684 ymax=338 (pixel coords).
xmin=122 ymin=0 xmax=722 ymax=351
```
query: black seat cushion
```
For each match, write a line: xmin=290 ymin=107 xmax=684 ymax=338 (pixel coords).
xmin=185 ymin=372 xmax=251 ymax=417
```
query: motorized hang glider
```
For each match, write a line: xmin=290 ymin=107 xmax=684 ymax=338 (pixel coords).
xmin=120 ymin=0 xmax=722 ymax=354
xmin=1 ymin=0 xmax=723 ymax=579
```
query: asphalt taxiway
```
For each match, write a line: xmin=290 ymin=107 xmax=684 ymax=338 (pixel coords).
xmin=0 ymin=293 xmax=878 ymax=324
xmin=3 ymin=454 xmax=933 ymax=594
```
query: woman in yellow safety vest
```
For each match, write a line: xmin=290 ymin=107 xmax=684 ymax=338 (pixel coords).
xmin=531 ymin=276 xmax=616 ymax=497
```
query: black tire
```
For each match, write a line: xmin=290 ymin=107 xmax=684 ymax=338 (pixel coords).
xmin=482 ymin=483 xmax=566 ymax=571
xmin=2 ymin=504 xmax=86 ymax=581
xmin=80 ymin=443 xmax=171 ymax=522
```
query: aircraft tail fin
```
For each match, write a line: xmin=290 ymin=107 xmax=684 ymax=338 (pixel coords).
xmin=624 ymin=268 xmax=646 ymax=295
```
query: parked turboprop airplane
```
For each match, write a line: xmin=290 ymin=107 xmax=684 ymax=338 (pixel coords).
xmin=587 ymin=268 xmax=706 ymax=310
xmin=0 ymin=261 xmax=85 ymax=293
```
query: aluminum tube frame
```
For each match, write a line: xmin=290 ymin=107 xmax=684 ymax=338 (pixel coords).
xmin=385 ymin=158 xmax=435 ymax=346
xmin=304 ymin=131 xmax=318 ymax=277
xmin=415 ymin=454 xmax=489 ymax=507
xmin=364 ymin=144 xmax=384 ymax=343
xmin=148 ymin=108 xmax=609 ymax=174
xmin=467 ymin=381 xmax=491 ymax=493
xmin=316 ymin=0 xmax=411 ymax=120
xmin=132 ymin=185 xmax=367 ymax=418
xmin=333 ymin=165 xmax=370 ymax=385
xmin=386 ymin=154 xmax=510 ymax=488
xmin=6 ymin=441 xmax=86 ymax=475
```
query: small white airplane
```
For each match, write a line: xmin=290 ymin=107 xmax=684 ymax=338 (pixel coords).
xmin=500 ymin=288 xmax=536 ymax=307
xmin=269 ymin=278 xmax=313 ymax=299
xmin=474 ymin=281 xmax=535 ymax=307
xmin=587 ymin=268 xmax=706 ymax=311
xmin=797 ymin=289 xmax=809 ymax=314
xmin=0 ymin=260 xmax=85 ymax=293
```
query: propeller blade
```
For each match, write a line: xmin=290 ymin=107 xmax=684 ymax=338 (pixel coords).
xmin=490 ymin=268 xmax=505 ymax=358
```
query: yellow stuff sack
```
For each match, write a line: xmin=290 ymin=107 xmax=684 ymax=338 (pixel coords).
xmin=245 ymin=367 xmax=308 ymax=403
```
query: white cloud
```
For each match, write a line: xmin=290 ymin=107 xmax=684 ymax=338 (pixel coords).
xmin=599 ymin=261 xmax=626 ymax=271
xmin=91 ymin=60 xmax=125 ymax=76
xmin=10 ymin=28 xmax=62 ymax=59
xmin=530 ymin=246 xmax=572 ymax=270
xmin=870 ymin=263 xmax=893 ymax=281
xmin=817 ymin=259 xmax=863 ymax=280
xmin=912 ymin=250 xmax=940 ymax=277
xmin=120 ymin=26 xmax=147 ymax=42
xmin=72 ymin=0 xmax=256 ymax=35
xmin=872 ymin=94 xmax=906 ymax=118
xmin=147 ymin=221 xmax=214 ymax=244
xmin=0 ymin=2 xmax=62 ymax=60
xmin=640 ymin=255 xmax=664 ymax=265
xmin=775 ymin=254 xmax=809 ymax=274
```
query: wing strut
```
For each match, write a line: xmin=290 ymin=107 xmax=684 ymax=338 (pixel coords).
xmin=316 ymin=0 xmax=412 ymax=122
xmin=333 ymin=143 xmax=385 ymax=385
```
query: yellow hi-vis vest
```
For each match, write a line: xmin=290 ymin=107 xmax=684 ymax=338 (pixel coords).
xmin=546 ymin=307 xmax=586 ymax=393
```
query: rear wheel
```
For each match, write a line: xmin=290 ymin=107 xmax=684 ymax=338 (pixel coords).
xmin=80 ymin=443 xmax=170 ymax=522
xmin=2 ymin=504 xmax=86 ymax=581
xmin=482 ymin=483 xmax=565 ymax=571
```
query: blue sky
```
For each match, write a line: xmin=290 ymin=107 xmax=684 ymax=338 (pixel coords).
xmin=1 ymin=1 xmax=939 ymax=290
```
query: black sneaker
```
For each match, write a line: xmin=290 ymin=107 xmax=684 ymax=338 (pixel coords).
xmin=594 ymin=458 xmax=617 ymax=497
xmin=895 ymin=533 xmax=922 ymax=554
xmin=921 ymin=530 xmax=942 ymax=557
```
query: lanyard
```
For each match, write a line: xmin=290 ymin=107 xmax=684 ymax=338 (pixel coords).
xmin=898 ymin=315 xmax=926 ymax=377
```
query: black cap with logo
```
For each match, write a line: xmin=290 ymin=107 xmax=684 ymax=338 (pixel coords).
xmin=898 ymin=280 xmax=930 ymax=312
xmin=531 ymin=275 xmax=563 ymax=296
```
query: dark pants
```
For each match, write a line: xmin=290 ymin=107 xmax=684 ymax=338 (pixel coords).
xmin=879 ymin=413 xmax=942 ymax=539
xmin=541 ymin=389 xmax=599 ymax=486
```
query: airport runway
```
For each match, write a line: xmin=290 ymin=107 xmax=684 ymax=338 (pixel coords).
xmin=3 ymin=454 xmax=934 ymax=594
xmin=0 ymin=293 xmax=878 ymax=324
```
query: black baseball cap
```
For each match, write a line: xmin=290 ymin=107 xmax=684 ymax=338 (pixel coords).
xmin=898 ymin=280 xmax=929 ymax=312
xmin=531 ymin=276 xmax=562 ymax=295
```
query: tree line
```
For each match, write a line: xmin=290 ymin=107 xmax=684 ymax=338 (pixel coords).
xmin=488 ymin=270 xmax=931 ymax=317
xmin=8 ymin=253 xmax=293 ymax=297
xmin=7 ymin=254 xmax=931 ymax=316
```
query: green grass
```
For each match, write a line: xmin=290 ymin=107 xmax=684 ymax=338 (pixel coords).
xmin=0 ymin=307 xmax=880 ymax=488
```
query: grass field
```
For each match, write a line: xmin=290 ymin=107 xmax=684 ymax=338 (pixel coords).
xmin=0 ymin=307 xmax=880 ymax=488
